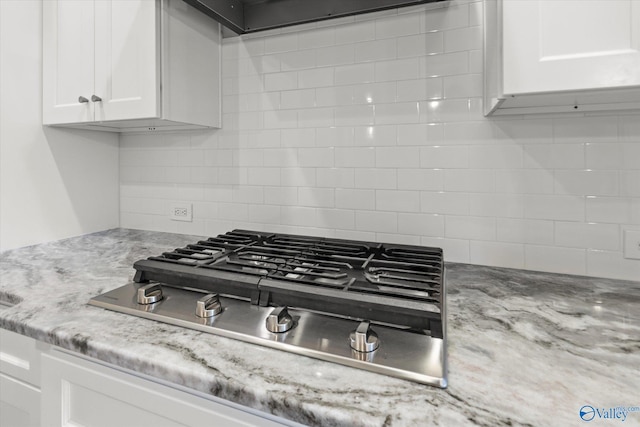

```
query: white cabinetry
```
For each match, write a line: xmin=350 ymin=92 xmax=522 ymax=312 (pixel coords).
xmin=0 ymin=329 xmax=44 ymax=427
xmin=41 ymin=350 xmax=291 ymax=427
xmin=43 ymin=0 xmax=221 ymax=132
xmin=484 ymin=0 xmax=640 ymax=115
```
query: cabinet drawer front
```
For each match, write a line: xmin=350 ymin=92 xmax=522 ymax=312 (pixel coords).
xmin=0 ymin=329 xmax=41 ymax=387
xmin=0 ymin=373 xmax=41 ymax=427
xmin=42 ymin=351 xmax=290 ymax=427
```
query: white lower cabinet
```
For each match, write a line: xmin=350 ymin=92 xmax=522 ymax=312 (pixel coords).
xmin=0 ymin=373 xmax=40 ymax=427
xmin=0 ymin=328 xmax=295 ymax=427
xmin=0 ymin=329 xmax=43 ymax=427
xmin=41 ymin=350 xmax=290 ymax=427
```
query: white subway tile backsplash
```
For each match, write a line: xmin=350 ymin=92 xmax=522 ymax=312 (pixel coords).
xmin=495 ymin=170 xmax=554 ymax=194
xmin=375 ymin=102 xmax=420 ymax=125
xmin=335 ymin=189 xmax=375 ymax=210
xmin=354 ymin=39 xmax=397 ymax=63
xmin=470 ymin=241 xmax=524 ymax=269
xmin=585 ymin=143 xmax=623 ymax=170
xmin=281 ymin=167 xmax=317 ymax=187
xmin=355 ymin=125 xmax=398 ymax=146
xmin=264 ymin=71 xmax=298 ymax=91
xmin=444 ymin=26 xmax=482 ymax=53
xmin=119 ymin=6 xmax=640 ymax=282
xmin=280 ymin=89 xmax=316 ymax=109
xmin=375 ymin=13 xmax=421 ymax=39
xmin=497 ymin=218 xmax=554 ymax=245
xmin=356 ymin=210 xmax=398 ymax=233
xmin=281 ymin=128 xmax=315 ymax=147
xmin=444 ymin=169 xmax=494 ymax=192
xmin=525 ymin=245 xmax=586 ymax=276
xmin=553 ymin=117 xmax=618 ymax=143
xmin=317 ymin=168 xmax=355 ymax=188
xmin=422 ymin=4 xmax=469 ymax=31
xmin=469 ymin=194 xmax=523 ymax=218
xmin=468 ymin=144 xmax=523 ymax=169
xmin=421 ymin=191 xmax=469 ymax=215
xmin=315 ymin=127 xmax=354 ymax=147
xmin=315 ymin=45 xmax=355 ymax=67
xmin=397 ymin=32 xmax=444 ymax=58
xmin=264 ymin=187 xmax=298 ymax=205
xmin=248 ymin=204 xmax=281 ymax=224
xmin=317 ymin=208 xmax=355 ymax=229
xmin=374 ymin=58 xmax=420 ymax=82
xmin=397 ymin=123 xmax=442 ymax=145
xmin=420 ymin=145 xmax=468 ymax=168
xmin=446 ymin=215 xmax=496 ymax=240
xmin=335 ymin=147 xmax=375 ymax=167
xmin=586 ymin=196 xmax=640 ymax=224
xmin=587 ymin=250 xmax=640 ymax=281
xmin=316 ymin=86 xmax=354 ymax=107
xmin=298 ymin=27 xmax=335 ymax=49
xmin=278 ymin=50 xmax=316 ymax=71
xmin=555 ymin=222 xmax=619 ymax=251
xmin=335 ymin=63 xmax=375 ymax=85
xmin=264 ymin=33 xmax=298 ymax=54
xmin=524 ymin=144 xmax=585 ymax=170
xmin=621 ymin=143 xmax=640 ymax=170
xmin=420 ymin=51 xmax=468 ymax=78
xmin=335 ymin=105 xmax=375 ymax=126
xmin=398 ymin=212 xmax=444 ymax=236
xmin=376 ymin=190 xmax=420 ymax=212
xmin=397 ymin=169 xmax=443 ymax=191
xmin=298 ymin=107 xmax=335 ymax=128
xmin=620 ymin=171 xmax=640 ymax=197
xmin=334 ymin=21 xmax=375 ymax=45
xmin=298 ymin=68 xmax=335 ymax=88
xmin=376 ymin=147 xmax=420 ymax=168
xmin=355 ymin=168 xmax=397 ymax=189
xmin=554 ymin=170 xmax=619 ymax=196
xmin=524 ymin=195 xmax=584 ymax=221
xmin=421 ymin=236 xmax=470 ymax=263
xmin=298 ymin=187 xmax=335 ymax=207
xmin=353 ymin=82 xmax=397 ymax=104
xmin=247 ymin=168 xmax=281 ymax=186
xmin=443 ymin=74 xmax=482 ymax=99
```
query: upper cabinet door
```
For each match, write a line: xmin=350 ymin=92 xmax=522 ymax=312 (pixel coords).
xmin=502 ymin=0 xmax=640 ymax=95
xmin=94 ymin=0 xmax=159 ymax=122
xmin=43 ymin=0 xmax=95 ymax=124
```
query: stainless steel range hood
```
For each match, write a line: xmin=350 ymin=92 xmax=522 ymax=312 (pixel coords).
xmin=183 ymin=0 xmax=444 ymax=35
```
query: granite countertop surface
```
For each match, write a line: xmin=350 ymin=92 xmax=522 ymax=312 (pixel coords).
xmin=1 ymin=228 xmax=639 ymax=427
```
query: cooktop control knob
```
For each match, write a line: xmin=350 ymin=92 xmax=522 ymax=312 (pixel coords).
xmin=349 ymin=321 xmax=379 ymax=353
xmin=136 ymin=283 xmax=163 ymax=305
xmin=265 ymin=307 xmax=294 ymax=333
xmin=196 ymin=293 xmax=222 ymax=318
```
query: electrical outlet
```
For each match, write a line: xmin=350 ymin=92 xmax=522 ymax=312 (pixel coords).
xmin=169 ymin=202 xmax=192 ymax=222
xmin=623 ymin=230 xmax=640 ymax=260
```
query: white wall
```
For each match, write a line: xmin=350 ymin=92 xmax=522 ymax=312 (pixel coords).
xmin=0 ymin=0 xmax=119 ymax=251
xmin=120 ymin=0 xmax=640 ymax=281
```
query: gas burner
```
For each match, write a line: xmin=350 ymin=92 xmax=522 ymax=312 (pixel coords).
xmin=89 ymin=230 xmax=447 ymax=387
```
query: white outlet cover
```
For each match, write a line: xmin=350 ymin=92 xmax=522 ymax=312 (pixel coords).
xmin=623 ymin=229 xmax=640 ymax=260
xmin=169 ymin=202 xmax=193 ymax=222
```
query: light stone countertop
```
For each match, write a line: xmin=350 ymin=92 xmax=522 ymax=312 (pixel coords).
xmin=1 ymin=229 xmax=639 ymax=427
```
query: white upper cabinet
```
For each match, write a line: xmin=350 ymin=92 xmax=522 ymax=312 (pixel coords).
xmin=484 ymin=0 xmax=640 ymax=115
xmin=43 ymin=0 xmax=221 ymax=132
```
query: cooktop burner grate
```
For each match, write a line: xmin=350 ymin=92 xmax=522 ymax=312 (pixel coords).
xmin=133 ymin=230 xmax=444 ymax=337
xmin=90 ymin=229 xmax=448 ymax=387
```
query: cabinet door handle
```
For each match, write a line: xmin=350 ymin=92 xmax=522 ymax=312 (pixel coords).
xmin=78 ymin=96 xmax=89 ymax=103
xmin=91 ymin=95 xmax=102 ymax=102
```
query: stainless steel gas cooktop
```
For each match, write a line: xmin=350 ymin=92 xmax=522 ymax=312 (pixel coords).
xmin=89 ymin=230 xmax=447 ymax=387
